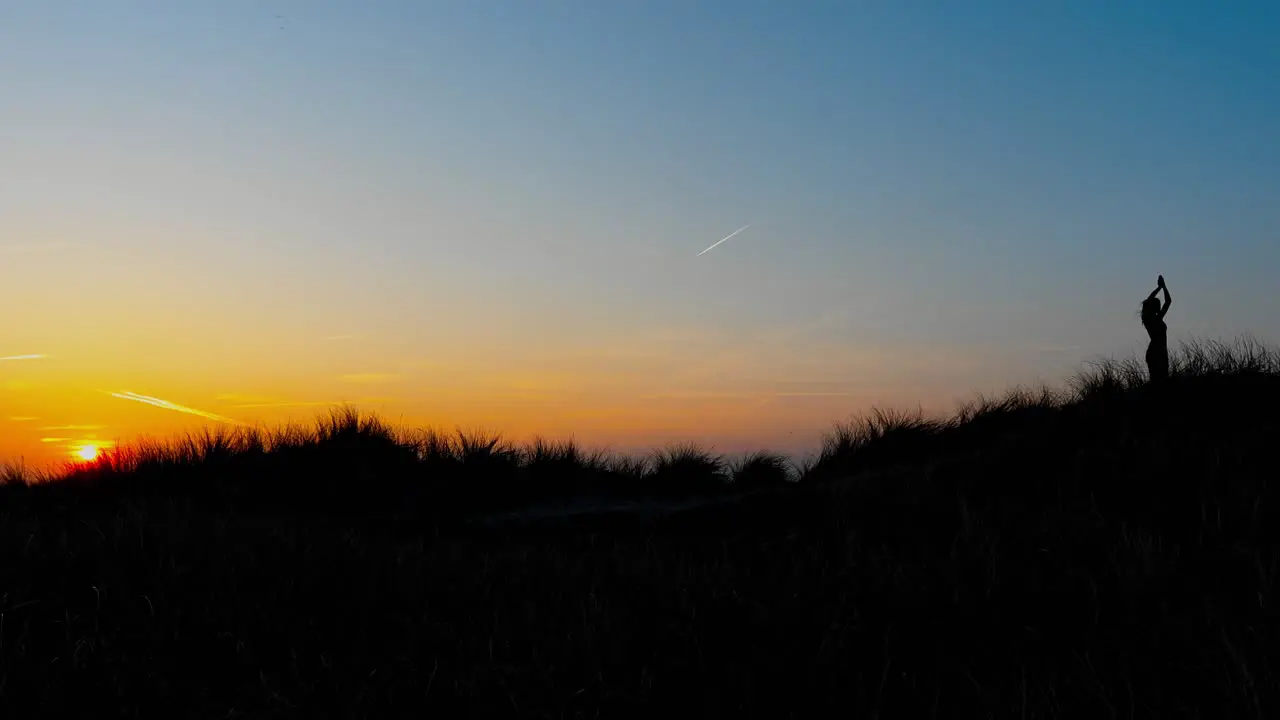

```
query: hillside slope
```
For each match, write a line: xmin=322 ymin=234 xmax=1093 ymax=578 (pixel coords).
xmin=1 ymin=338 xmax=1278 ymax=718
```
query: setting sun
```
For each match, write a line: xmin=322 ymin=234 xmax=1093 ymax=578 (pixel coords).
xmin=75 ymin=444 xmax=100 ymax=462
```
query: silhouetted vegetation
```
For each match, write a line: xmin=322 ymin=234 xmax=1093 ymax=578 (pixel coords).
xmin=2 ymin=336 xmax=1279 ymax=717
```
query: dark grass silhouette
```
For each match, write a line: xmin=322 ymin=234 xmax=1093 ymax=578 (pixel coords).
xmin=2 ymin=336 xmax=1279 ymax=717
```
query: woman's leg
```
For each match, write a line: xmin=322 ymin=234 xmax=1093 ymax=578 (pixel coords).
xmin=1153 ymin=350 xmax=1169 ymax=382
xmin=1146 ymin=344 xmax=1168 ymax=383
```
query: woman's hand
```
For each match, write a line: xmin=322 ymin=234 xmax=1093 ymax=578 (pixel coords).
xmin=1158 ymin=274 xmax=1166 ymax=288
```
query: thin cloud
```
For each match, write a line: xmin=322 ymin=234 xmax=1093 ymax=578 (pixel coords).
xmin=339 ymin=373 xmax=402 ymax=385
xmin=40 ymin=437 xmax=70 ymax=443
xmin=326 ymin=334 xmax=360 ymax=341
xmin=0 ymin=354 xmax=49 ymax=361
xmin=8 ymin=416 xmax=38 ymax=422
xmin=771 ymin=379 xmax=852 ymax=392
xmin=214 ymin=393 xmax=279 ymax=404
xmin=697 ymin=223 xmax=752 ymax=257
xmin=231 ymin=400 xmax=342 ymax=409
xmin=774 ymin=392 xmax=852 ymax=397
xmin=109 ymin=391 xmax=243 ymax=425
xmin=0 ymin=242 xmax=73 ymax=255
xmin=42 ymin=424 xmax=104 ymax=431
xmin=215 ymin=393 xmax=344 ymax=409
xmin=637 ymin=391 xmax=763 ymax=401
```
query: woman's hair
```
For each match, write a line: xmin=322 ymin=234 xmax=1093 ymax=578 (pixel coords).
xmin=1140 ymin=296 xmax=1162 ymax=323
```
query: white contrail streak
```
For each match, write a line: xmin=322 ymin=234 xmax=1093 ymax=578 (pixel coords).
xmin=0 ymin=354 xmax=49 ymax=361
xmin=697 ymin=223 xmax=752 ymax=257
xmin=109 ymin=391 xmax=244 ymax=425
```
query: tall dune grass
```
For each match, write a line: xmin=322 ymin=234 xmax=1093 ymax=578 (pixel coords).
xmin=6 ymin=335 xmax=1274 ymax=508
xmin=1 ymin=335 xmax=1279 ymax=716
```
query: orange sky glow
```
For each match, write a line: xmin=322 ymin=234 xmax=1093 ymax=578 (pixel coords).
xmin=0 ymin=325 xmax=1021 ymax=470
xmin=6 ymin=4 xmax=1272 ymax=472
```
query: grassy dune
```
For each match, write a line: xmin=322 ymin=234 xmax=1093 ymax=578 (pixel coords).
xmin=2 ymin=336 xmax=1279 ymax=718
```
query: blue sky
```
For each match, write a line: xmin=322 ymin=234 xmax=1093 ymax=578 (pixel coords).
xmin=2 ymin=1 xmax=1278 ymax=461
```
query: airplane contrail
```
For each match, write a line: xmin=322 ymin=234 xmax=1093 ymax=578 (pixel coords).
xmin=697 ymin=223 xmax=752 ymax=257
xmin=109 ymin=391 xmax=244 ymax=425
xmin=0 ymin=354 xmax=48 ymax=361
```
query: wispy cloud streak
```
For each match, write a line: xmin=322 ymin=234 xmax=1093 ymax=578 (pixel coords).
xmin=215 ymin=393 xmax=344 ymax=409
xmin=0 ymin=354 xmax=49 ymax=361
xmin=231 ymin=401 xmax=342 ymax=409
xmin=0 ymin=242 xmax=73 ymax=255
xmin=1033 ymin=345 xmax=1083 ymax=354
xmin=339 ymin=373 xmax=401 ymax=384
xmin=109 ymin=391 xmax=243 ymax=425
xmin=697 ymin=223 xmax=752 ymax=257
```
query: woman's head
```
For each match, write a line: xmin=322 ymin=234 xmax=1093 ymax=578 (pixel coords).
xmin=1141 ymin=296 xmax=1162 ymax=323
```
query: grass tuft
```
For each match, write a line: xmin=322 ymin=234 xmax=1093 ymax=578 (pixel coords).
xmin=730 ymin=450 xmax=793 ymax=488
xmin=648 ymin=442 xmax=728 ymax=494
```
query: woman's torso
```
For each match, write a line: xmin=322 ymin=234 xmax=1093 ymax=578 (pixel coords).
xmin=1145 ymin=318 xmax=1167 ymax=347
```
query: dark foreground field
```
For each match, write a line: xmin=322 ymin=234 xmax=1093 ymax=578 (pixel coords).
xmin=3 ymin=338 xmax=1280 ymax=718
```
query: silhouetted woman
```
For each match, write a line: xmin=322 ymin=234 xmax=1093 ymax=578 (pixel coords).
xmin=1141 ymin=275 xmax=1172 ymax=382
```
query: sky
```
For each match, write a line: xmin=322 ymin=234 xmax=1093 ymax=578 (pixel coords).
xmin=2 ymin=1 xmax=1278 ymax=468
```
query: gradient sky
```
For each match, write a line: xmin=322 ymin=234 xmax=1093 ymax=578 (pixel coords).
xmin=3 ymin=1 xmax=1278 ymax=467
